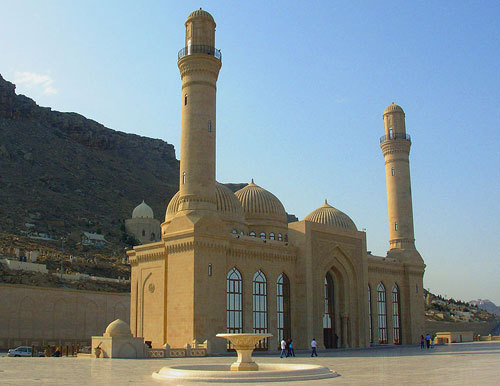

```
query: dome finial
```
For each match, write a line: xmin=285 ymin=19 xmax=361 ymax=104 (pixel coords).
xmin=324 ymin=199 xmax=328 ymax=205
xmin=251 ymin=178 xmax=254 ymax=184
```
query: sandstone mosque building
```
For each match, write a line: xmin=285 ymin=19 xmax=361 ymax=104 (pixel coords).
xmin=128 ymin=9 xmax=425 ymax=352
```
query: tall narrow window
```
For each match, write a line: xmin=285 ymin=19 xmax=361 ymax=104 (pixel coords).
xmin=253 ymin=270 xmax=268 ymax=350
xmin=278 ymin=233 xmax=283 ymax=241
xmin=208 ymin=120 xmax=212 ymax=132
xmin=377 ymin=282 xmax=388 ymax=344
xmin=182 ymin=172 xmax=186 ymax=184
xmin=394 ymin=222 xmax=398 ymax=231
xmin=368 ymin=285 xmax=373 ymax=343
xmin=226 ymin=268 xmax=242 ymax=350
xmin=392 ymin=284 xmax=401 ymax=344
xmin=269 ymin=232 xmax=275 ymax=240
xmin=277 ymin=273 xmax=291 ymax=345
xmin=323 ymin=273 xmax=336 ymax=348
xmin=391 ymin=167 xmax=395 ymax=176
xmin=389 ymin=127 xmax=394 ymax=139
xmin=184 ymin=94 xmax=188 ymax=105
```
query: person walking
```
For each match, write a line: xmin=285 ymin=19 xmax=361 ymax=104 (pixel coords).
xmin=420 ymin=335 xmax=425 ymax=349
xmin=288 ymin=339 xmax=296 ymax=357
xmin=280 ymin=339 xmax=287 ymax=358
xmin=425 ymin=333 xmax=431 ymax=349
xmin=311 ymin=338 xmax=318 ymax=357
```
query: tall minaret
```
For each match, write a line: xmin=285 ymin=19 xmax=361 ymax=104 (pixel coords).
xmin=176 ymin=9 xmax=221 ymax=214
xmin=380 ymin=103 xmax=416 ymax=253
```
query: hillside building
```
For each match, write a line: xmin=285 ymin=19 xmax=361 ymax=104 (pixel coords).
xmin=125 ymin=200 xmax=161 ymax=244
xmin=128 ymin=9 xmax=425 ymax=352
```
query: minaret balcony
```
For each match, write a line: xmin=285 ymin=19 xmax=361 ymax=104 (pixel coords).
xmin=379 ymin=133 xmax=411 ymax=144
xmin=178 ymin=45 xmax=222 ymax=61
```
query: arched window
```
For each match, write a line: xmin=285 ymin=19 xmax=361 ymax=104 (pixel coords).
xmin=231 ymin=229 xmax=238 ymax=234
xmin=184 ymin=94 xmax=188 ymax=105
xmin=182 ymin=172 xmax=186 ymax=184
xmin=278 ymin=233 xmax=283 ymax=241
xmin=392 ymin=284 xmax=401 ymax=344
xmin=227 ymin=268 xmax=242 ymax=350
xmin=150 ymin=232 xmax=155 ymax=241
xmin=249 ymin=231 xmax=256 ymax=237
xmin=377 ymin=282 xmax=388 ymax=344
xmin=277 ymin=273 xmax=291 ymax=344
xmin=368 ymin=285 xmax=373 ymax=343
xmin=208 ymin=120 xmax=212 ymax=132
xmin=260 ymin=232 xmax=266 ymax=239
xmin=269 ymin=232 xmax=275 ymax=240
xmin=142 ymin=230 xmax=145 ymax=237
xmin=323 ymin=273 xmax=336 ymax=348
xmin=253 ymin=270 xmax=268 ymax=350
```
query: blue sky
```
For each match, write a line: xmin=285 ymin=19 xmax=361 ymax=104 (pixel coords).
xmin=1 ymin=0 xmax=499 ymax=304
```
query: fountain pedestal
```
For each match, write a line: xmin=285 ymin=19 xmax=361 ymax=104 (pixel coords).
xmin=216 ymin=333 xmax=272 ymax=371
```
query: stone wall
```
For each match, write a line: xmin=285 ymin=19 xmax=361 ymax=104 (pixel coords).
xmin=424 ymin=320 xmax=499 ymax=337
xmin=0 ymin=283 xmax=130 ymax=349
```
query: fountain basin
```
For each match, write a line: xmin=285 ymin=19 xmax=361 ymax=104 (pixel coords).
xmin=153 ymin=363 xmax=338 ymax=382
xmin=216 ymin=333 xmax=272 ymax=371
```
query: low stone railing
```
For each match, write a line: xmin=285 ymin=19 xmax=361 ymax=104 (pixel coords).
xmin=146 ymin=340 xmax=210 ymax=358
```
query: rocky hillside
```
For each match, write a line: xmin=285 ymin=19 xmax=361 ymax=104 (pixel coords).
xmin=0 ymin=74 xmax=179 ymax=244
xmin=470 ymin=299 xmax=500 ymax=316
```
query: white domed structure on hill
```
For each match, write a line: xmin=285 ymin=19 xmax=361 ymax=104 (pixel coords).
xmin=125 ymin=200 xmax=161 ymax=244
xmin=128 ymin=9 xmax=425 ymax=354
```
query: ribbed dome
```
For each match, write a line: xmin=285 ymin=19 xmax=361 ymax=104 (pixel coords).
xmin=165 ymin=183 xmax=245 ymax=223
xmin=234 ymin=180 xmax=288 ymax=224
xmin=187 ymin=8 xmax=214 ymax=22
xmin=132 ymin=200 xmax=154 ymax=219
xmin=384 ymin=103 xmax=405 ymax=115
xmin=104 ymin=319 xmax=132 ymax=337
xmin=304 ymin=200 xmax=357 ymax=231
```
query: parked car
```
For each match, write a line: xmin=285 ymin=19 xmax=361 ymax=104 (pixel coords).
xmin=7 ymin=346 xmax=43 ymax=357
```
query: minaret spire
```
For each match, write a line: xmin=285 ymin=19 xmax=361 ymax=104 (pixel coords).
xmin=380 ymin=103 xmax=417 ymax=252
xmin=176 ymin=9 xmax=221 ymax=214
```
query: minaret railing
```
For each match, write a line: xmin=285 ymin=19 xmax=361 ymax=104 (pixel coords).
xmin=178 ymin=45 xmax=222 ymax=60
xmin=379 ymin=133 xmax=411 ymax=144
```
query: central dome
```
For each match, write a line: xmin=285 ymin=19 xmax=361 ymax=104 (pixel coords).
xmin=304 ymin=200 xmax=357 ymax=231
xmin=165 ymin=182 xmax=245 ymax=224
xmin=234 ymin=180 xmax=288 ymax=226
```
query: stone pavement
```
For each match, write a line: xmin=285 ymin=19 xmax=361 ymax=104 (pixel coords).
xmin=0 ymin=342 xmax=499 ymax=385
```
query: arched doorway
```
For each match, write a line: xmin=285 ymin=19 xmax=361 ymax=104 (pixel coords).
xmin=323 ymin=273 xmax=337 ymax=348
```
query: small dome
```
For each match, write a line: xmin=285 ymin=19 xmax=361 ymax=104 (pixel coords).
xmin=104 ymin=319 xmax=132 ymax=337
xmin=187 ymin=8 xmax=215 ymax=23
xmin=304 ymin=200 xmax=357 ymax=231
xmin=165 ymin=183 xmax=245 ymax=224
xmin=384 ymin=103 xmax=405 ymax=115
xmin=235 ymin=180 xmax=288 ymax=225
xmin=132 ymin=200 xmax=154 ymax=219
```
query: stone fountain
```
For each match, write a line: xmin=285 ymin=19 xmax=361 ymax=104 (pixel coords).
xmin=153 ymin=333 xmax=338 ymax=383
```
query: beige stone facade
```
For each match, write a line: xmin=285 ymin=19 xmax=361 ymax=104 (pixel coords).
xmin=0 ymin=283 xmax=129 ymax=349
xmin=128 ymin=9 xmax=426 ymax=352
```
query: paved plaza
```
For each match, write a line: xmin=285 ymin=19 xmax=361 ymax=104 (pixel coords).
xmin=0 ymin=342 xmax=499 ymax=385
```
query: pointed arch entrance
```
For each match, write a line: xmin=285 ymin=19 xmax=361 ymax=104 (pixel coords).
xmin=323 ymin=273 xmax=337 ymax=348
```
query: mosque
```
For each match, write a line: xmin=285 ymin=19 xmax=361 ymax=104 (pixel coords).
xmin=127 ymin=9 xmax=425 ymax=352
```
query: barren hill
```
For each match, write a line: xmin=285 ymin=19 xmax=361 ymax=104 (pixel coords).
xmin=0 ymin=74 xmax=179 ymax=244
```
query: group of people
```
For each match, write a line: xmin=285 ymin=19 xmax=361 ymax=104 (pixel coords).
xmin=280 ymin=338 xmax=319 ymax=357
xmin=420 ymin=334 xmax=435 ymax=349
xmin=279 ymin=338 xmax=296 ymax=358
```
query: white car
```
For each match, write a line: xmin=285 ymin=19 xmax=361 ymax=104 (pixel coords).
xmin=7 ymin=346 xmax=42 ymax=357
